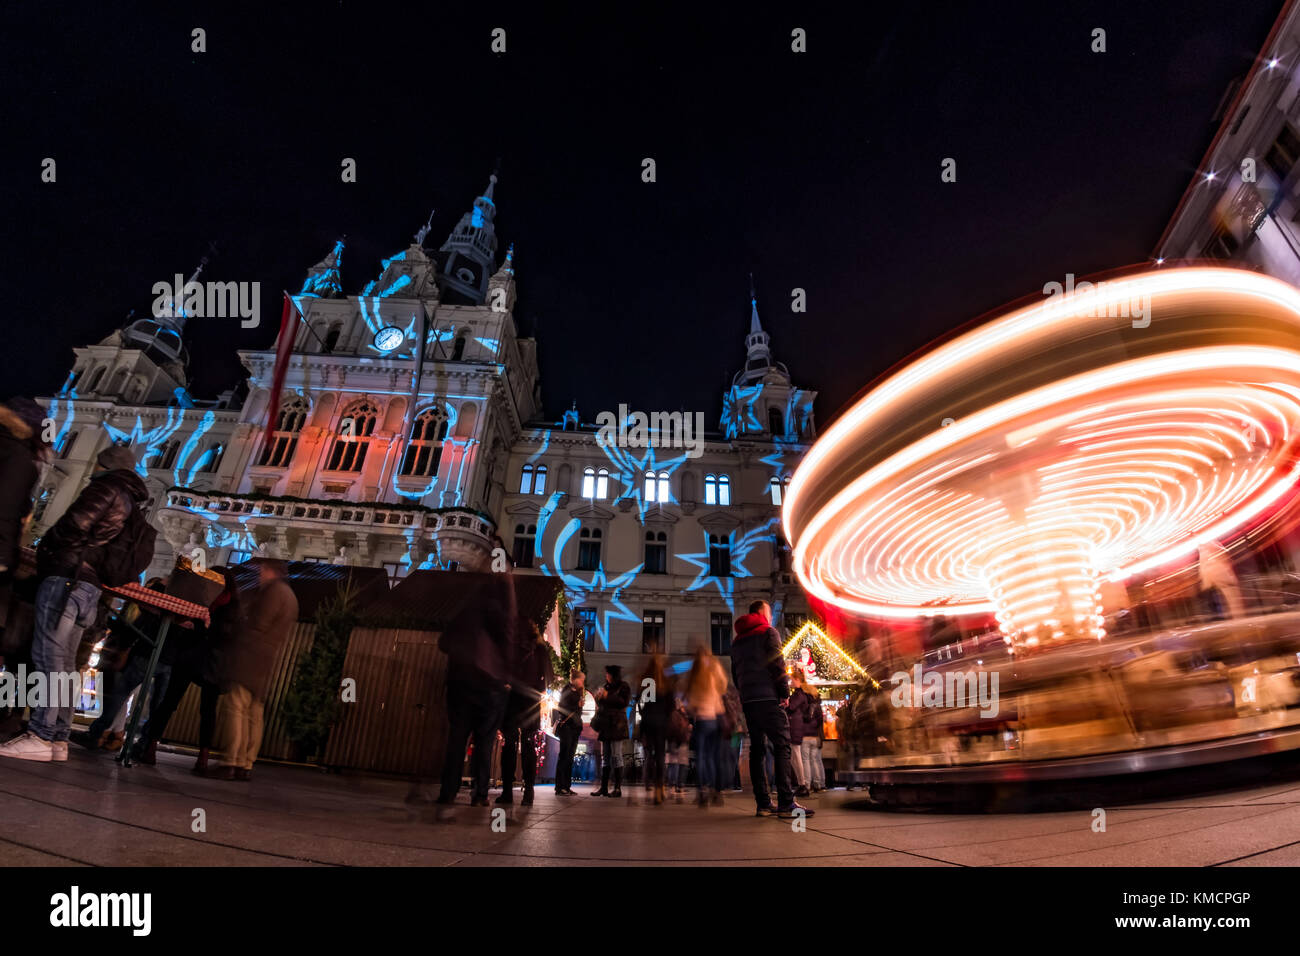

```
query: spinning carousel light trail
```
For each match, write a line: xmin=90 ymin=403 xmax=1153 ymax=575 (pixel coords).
xmin=784 ymin=268 xmax=1300 ymax=648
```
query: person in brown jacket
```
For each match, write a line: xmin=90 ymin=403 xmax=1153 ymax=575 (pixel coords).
xmin=213 ymin=560 xmax=298 ymax=781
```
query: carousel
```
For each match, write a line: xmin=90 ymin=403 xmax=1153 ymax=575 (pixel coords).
xmin=784 ymin=267 xmax=1300 ymax=787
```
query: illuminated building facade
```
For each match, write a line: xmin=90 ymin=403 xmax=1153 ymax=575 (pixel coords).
xmin=1156 ymin=0 xmax=1300 ymax=284
xmin=32 ymin=174 xmax=819 ymax=674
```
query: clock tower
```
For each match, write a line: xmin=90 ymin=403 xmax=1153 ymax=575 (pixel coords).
xmin=435 ymin=173 xmax=500 ymax=305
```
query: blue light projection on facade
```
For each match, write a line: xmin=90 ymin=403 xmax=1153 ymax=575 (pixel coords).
xmin=300 ymin=241 xmax=345 ymax=297
xmin=389 ymin=401 xmax=458 ymax=501
xmin=102 ymin=409 xmax=186 ymax=477
xmin=721 ymin=383 xmax=764 ymax=439
xmin=176 ymin=411 xmax=217 ymax=487
xmin=676 ymin=518 xmax=779 ymax=614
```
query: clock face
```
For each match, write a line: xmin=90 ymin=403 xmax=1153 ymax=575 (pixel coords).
xmin=373 ymin=326 xmax=405 ymax=352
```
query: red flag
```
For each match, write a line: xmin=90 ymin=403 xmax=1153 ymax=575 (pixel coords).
xmin=260 ymin=294 xmax=296 ymax=459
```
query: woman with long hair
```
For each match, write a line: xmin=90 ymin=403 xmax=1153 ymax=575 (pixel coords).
xmin=686 ymin=643 xmax=728 ymax=806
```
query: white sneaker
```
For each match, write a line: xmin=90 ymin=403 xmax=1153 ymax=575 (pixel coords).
xmin=0 ymin=732 xmax=54 ymax=762
xmin=51 ymin=741 xmax=68 ymax=762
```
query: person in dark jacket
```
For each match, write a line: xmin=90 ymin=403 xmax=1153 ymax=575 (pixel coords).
xmin=786 ymin=674 xmax=814 ymax=797
xmin=134 ymin=566 xmax=237 ymax=771
xmin=497 ymin=619 xmax=556 ymax=806
xmin=0 ymin=444 xmax=148 ymax=763
xmin=436 ymin=573 xmax=514 ymax=816
xmin=590 ymin=664 xmax=631 ymax=797
xmin=636 ymin=654 xmax=673 ymax=805
xmin=552 ymin=670 xmax=585 ymax=795
xmin=730 ymin=600 xmax=813 ymax=819
xmin=212 ymin=560 xmax=298 ymax=781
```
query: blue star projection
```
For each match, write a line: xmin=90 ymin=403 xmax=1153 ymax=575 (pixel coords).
xmin=676 ymin=518 xmax=780 ymax=614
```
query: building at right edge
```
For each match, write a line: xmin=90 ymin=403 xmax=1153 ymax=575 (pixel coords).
xmin=1156 ymin=0 xmax=1300 ymax=282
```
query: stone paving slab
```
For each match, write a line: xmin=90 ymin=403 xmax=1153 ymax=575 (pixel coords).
xmin=0 ymin=746 xmax=1296 ymax=866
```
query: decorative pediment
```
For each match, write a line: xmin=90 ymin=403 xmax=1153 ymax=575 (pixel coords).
xmin=505 ymin=500 xmax=542 ymax=517
xmin=698 ymin=510 xmax=742 ymax=532
xmin=569 ymin=502 xmax=615 ymax=521
xmin=640 ymin=510 xmax=679 ymax=527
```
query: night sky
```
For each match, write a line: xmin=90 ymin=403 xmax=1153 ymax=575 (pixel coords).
xmin=0 ymin=2 xmax=1283 ymax=429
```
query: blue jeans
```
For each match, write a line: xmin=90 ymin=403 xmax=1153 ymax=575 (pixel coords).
xmin=694 ymin=718 xmax=720 ymax=791
xmin=28 ymin=576 xmax=100 ymax=742
xmin=86 ymin=653 xmax=172 ymax=743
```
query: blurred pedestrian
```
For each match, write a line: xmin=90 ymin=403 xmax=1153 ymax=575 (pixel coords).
xmin=590 ymin=664 xmax=630 ymax=797
xmin=722 ymin=684 xmax=745 ymax=790
xmin=636 ymin=654 xmax=672 ymax=804
xmin=806 ymin=688 xmax=827 ymax=792
xmin=787 ymin=672 xmax=814 ymax=797
xmin=498 ymin=619 xmax=555 ymax=806
xmin=1 ymin=444 xmax=152 ymax=763
xmin=135 ymin=566 xmax=237 ymax=771
xmin=74 ymin=578 xmax=171 ymax=752
xmin=686 ymin=643 xmax=727 ymax=806
xmin=0 ymin=397 xmax=47 ymax=605
xmin=212 ymin=560 xmax=298 ymax=781
xmin=437 ymin=573 xmax=514 ymax=815
xmin=731 ymin=600 xmax=812 ymax=819
xmin=666 ymin=692 xmax=691 ymax=800
xmin=552 ymin=670 xmax=585 ymax=795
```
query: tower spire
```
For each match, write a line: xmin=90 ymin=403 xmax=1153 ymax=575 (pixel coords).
xmin=435 ymin=168 xmax=502 ymax=305
xmin=732 ymin=275 xmax=789 ymax=387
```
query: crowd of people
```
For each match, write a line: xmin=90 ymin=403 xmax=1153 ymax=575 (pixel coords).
xmin=0 ymin=398 xmax=299 ymax=777
xmin=435 ymin=580 xmax=827 ymax=820
xmin=1 ymin=395 xmax=828 ymax=819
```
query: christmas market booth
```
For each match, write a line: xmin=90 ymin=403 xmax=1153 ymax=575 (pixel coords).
xmin=159 ymin=564 xmax=566 ymax=781
xmin=780 ymin=620 xmax=878 ymax=785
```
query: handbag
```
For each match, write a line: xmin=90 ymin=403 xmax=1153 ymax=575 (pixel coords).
xmin=667 ymin=706 xmax=691 ymax=746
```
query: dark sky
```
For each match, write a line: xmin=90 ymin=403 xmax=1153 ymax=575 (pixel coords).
xmin=0 ymin=2 xmax=1283 ymax=428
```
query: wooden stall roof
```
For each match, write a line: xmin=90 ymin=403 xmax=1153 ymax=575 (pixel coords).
xmin=359 ymin=570 xmax=565 ymax=631
xmin=233 ymin=559 xmax=392 ymax=622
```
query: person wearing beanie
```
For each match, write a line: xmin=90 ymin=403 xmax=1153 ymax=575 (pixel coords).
xmin=0 ymin=442 xmax=151 ymax=763
xmin=590 ymin=663 xmax=631 ymax=797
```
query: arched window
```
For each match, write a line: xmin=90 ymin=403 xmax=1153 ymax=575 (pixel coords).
xmin=258 ymin=397 xmax=308 ymax=467
xmin=644 ymin=530 xmax=667 ymax=574
xmin=58 ymin=431 xmax=78 ymax=460
xmin=322 ymin=325 xmax=341 ymax=353
xmin=704 ymin=474 xmax=717 ymax=504
xmin=160 ymin=440 xmax=180 ymax=470
xmin=513 ymin=523 xmax=537 ymax=568
xmin=708 ymin=533 xmax=732 ymax=577
xmin=769 ymin=407 xmax=784 ymax=437
xmin=533 ymin=464 xmax=547 ymax=494
xmin=452 ymin=336 xmax=466 ymax=361
xmin=577 ymin=527 xmax=602 ymax=571
xmin=519 ymin=464 xmax=534 ymax=493
xmin=400 ymin=408 xmax=449 ymax=477
xmin=581 ymin=467 xmax=610 ymax=499
xmin=326 ymin=401 xmax=378 ymax=472
xmin=717 ymin=475 xmax=731 ymax=505
xmin=201 ymin=443 xmax=224 ymax=474
xmin=644 ymin=471 xmax=670 ymax=503
xmin=84 ymin=367 xmax=106 ymax=393
xmin=769 ymin=476 xmax=783 ymax=505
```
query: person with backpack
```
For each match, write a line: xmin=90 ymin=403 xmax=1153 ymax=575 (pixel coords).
xmin=730 ymin=600 xmax=813 ymax=819
xmin=0 ymin=444 xmax=153 ymax=762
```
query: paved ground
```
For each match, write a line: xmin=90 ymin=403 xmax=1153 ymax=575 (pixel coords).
xmin=1 ymin=745 xmax=1299 ymax=866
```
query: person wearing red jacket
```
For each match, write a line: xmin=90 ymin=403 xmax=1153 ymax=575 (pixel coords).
xmin=729 ymin=601 xmax=814 ymax=819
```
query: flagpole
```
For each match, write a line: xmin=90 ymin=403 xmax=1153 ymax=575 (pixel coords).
xmin=283 ymin=290 xmax=329 ymax=349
